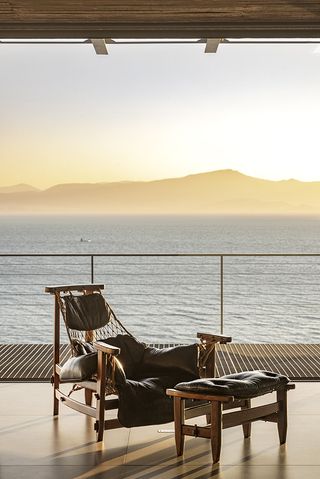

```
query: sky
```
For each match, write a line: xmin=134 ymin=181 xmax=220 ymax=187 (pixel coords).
xmin=1 ymin=40 xmax=320 ymax=189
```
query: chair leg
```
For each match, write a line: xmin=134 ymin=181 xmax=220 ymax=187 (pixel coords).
xmin=53 ymin=391 xmax=59 ymax=416
xmin=53 ymin=389 xmax=59 ymax=416
xmin=277 ymin=388 xmax=288 ymax=444
xmin=52 ymin=374 xmax=59 ymax=416
xmin=210 ymin=401 xmax=222 ymax=464
xmin=95 ymin=391 xmax=106 ymax=441
xmin=174 ymin=397 xmax=185 ymax=456
xmin=85 ymin=388 xmax=93 ymax=406
xmin=241 ymin=399 xmax=251 ymax=438
xmin=95 ymin=350 xmax=107 ymax=441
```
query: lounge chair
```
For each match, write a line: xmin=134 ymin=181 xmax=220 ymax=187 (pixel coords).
xmin=45 ymin=283 xmax=231 ymax=441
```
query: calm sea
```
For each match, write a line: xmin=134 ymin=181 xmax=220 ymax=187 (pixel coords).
xmin=1 ymin=214 xmax=320 ymax=344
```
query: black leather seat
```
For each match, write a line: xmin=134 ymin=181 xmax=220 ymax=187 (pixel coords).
xmin=175 ymin=370 xmax=289 ymax=399
xmin=61 ymin=334 xmax=201 ymax=427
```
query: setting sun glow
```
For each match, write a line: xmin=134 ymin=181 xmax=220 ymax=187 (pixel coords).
xmin=1 ymin=42 xmax=320 ymax=189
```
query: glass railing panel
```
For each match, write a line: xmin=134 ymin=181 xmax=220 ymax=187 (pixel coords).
xmin=0 ymin=255 xmax=92 ymax=343
xmin=223 ymin=255 xmax=320 ymax=343
xmin=94 ymin=255 xmax=221 ymax=344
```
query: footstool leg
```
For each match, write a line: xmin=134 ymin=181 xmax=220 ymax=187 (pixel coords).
xmin=210 ymin=400 xmax=222 ymax=464
xmin=241 ymin=399 xmax=252 ymax=438
xmin=277 ymin=388 xmax=288 ymax=444
xmin=174 ymin=397 xmax=185 ymax=455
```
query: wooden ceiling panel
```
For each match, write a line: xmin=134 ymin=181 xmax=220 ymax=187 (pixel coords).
xmin=1 ymin=1 xmax=320 ymax=38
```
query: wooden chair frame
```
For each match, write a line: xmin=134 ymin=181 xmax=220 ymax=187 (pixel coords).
xmin=45 ymin=283 xmax=232 ymax=441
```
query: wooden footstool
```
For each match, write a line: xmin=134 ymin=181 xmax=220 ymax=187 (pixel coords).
xmin=167 ymin=371 xmax=295 ymax=464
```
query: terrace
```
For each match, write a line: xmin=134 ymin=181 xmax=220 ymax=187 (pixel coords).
xmin=1 ymin=253 xmax=320 ymax=478
xmin=2 ymin=2 xmax=320 ymax=478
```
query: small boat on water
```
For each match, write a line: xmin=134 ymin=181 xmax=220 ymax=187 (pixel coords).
xmin=80 ymin=238 xmax=91 ymax=242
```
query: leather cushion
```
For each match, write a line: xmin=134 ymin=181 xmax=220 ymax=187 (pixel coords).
xmin=117 ymin=374 xmax=198 ymax=427
xmin=63 ymin=293 xmax=110 ymax=331
xmin=102 ymin=335 xmax=198 ymax=380
xmin=101 ymin=335 xmax=146 ymax=378
xmin=175 ymin=370 xmax=289 ymax=398
xmin=138 ymin=343 xmax=198 ymax=379
xmin=60 ymin=353 xmax=97 ymax=382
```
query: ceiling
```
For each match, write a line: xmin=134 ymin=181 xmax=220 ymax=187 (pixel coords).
xmin=1 ymin=1 xmax=320 ymax=39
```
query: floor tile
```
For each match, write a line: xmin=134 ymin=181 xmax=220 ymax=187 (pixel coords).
xmin=2 ymin=381 xmax=320 ymax=478
xmin=0 ymin=414 xmax=129 ymax=466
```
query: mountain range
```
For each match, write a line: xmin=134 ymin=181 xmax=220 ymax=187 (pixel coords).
xmin=0 ymin=184 xmax=39 ymax=195
xmin=1 ymin=170 xmax=320 ymax=214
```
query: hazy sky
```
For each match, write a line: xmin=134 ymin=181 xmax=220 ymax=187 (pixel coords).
xmin=1 ymin=41 xmax=320 ymax=189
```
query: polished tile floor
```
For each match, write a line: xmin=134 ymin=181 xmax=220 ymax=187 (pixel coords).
xmin=0 ymin=381 xmax=319 ymax=478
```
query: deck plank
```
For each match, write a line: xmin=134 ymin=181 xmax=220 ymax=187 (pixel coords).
xmin=1 ymin=343 xmax=319 ymax=381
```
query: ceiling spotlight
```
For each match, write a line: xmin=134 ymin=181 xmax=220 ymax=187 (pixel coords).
xmin=91 ymin=39 xmax=108 ymax=55
xmin=205 ymin=38 xmax=223 ymax=53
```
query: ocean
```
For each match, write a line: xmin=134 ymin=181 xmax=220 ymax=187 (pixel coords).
xmin=1 ymin=214 xmax=320 ymax=344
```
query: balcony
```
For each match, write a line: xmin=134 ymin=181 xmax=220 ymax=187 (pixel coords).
xmin=1 ymin=253 xmax=320 ymax=477
xmin=1 ymin=253 xmax=320 ymax=381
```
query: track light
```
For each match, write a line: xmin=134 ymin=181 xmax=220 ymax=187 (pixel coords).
xmin=91 ymin=39 xmax=108 ymax=55
xmin=205 ymin=38 xmax=223 ymax=53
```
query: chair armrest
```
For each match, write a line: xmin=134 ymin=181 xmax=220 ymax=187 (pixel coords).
xmin=197 ymin=332 xmax=232 ymax=344
xmin=45 ymin=284 xmax=104 ymax=294
xmin=94 ymin=341 xmax=120 ymax=356
xmin=94 ymin=341 xmax=125 ymax=390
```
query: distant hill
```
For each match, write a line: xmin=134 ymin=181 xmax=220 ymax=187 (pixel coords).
xmin=1 ymin=170 xmax=320 ymax=214
xmin=0 ymin=184 xmax=39 ymax=194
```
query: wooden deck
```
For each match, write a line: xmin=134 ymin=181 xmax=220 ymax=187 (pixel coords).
xmin=1 ymin=343 xmax=320 ymax=381
xmin=216 ymin=343 xmax=320 ymax=380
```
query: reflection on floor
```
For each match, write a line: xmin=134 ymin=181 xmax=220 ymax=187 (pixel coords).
xmin=0 ymin=381 xmax=319 ymax=478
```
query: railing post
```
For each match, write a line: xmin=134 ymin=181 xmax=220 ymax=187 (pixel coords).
xmin=220 ymin=255 xmax=224 ymax=334
xmin=53 ymin=293 xmax=60 ymax=415
xmin=91 ymin=255 xmax=94 ymax=283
